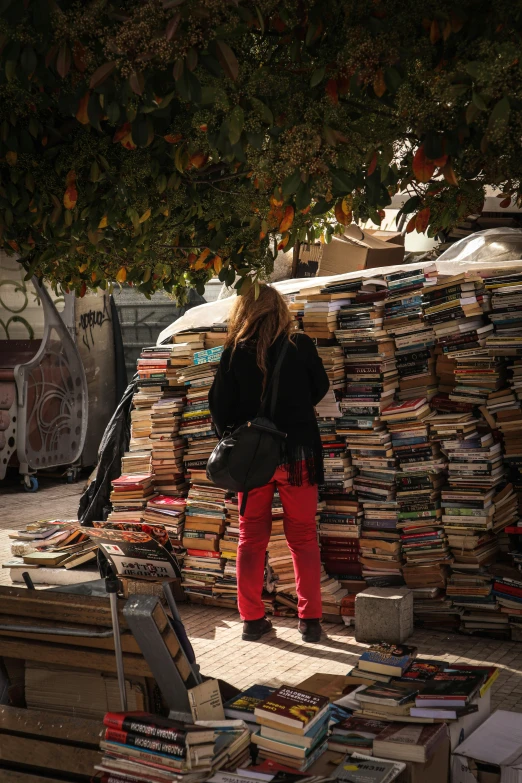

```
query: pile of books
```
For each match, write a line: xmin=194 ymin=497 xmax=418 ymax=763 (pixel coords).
xmin=252 ymin=686 xmax=330 ymax=772
xmin=179 ymin=354 xmax=221 ymax=486
xmin=108 ymin=473 xmax=155 ymax=524
xmin=150 ymin=395 xmax=187 ymax=497
xmin=5 ymin=520 xmax=98 ymax=585
xmin=142 ymin=494 xmax=186 ymax=549
xmin=181 ymin=483 xmax=227 ymax=602
xmin=318 ymin=496 xmax=362 ymax=584
xmin=97 ymin=711 xmax=250 ymax=782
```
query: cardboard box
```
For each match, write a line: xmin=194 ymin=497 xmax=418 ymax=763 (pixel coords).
xmin=448 ymin=689 xmax=491 ymax=752
xmin=365 ymin=229 xmax=405 ymax=246
xmin=452 ymin=710 xmax=522 ymax=783
xmin=318 ymin=225 xmax=405 ymax=276
xmin=396 ymin=738 xmax=450 ymax=783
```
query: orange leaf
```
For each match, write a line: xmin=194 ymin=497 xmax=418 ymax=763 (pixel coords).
xmin=63 ymin=185 xmax=78 ymax=210
xmin=499 ymin=196 xmax=512 ymax=208
xmin=430 ymin=20 xmax=440 ymax=44
xmin=5 ymin=151 xmax=17 ymax=166
xmin=367 ymin=152 xmax=378 ymax=176
xmin=412 ymin=147 xmax=435 ymax=183
xmin=300 ymin=205 xmax=311 ymax=214
xmin=194 ymin=248 xmax=211 ymax=269
xmin=279 ymin=205 xmax=294 ymax=233
xmin=213 ymin=255 xmax=223 ymax=273
xmin=432 ymin=154 xmax=448 ymax=168
xmin=325 ymin=79 xmax=338 ymax=105
xmin=121 ymin=133 xmax=136 ymax=150
xmin=441 ymin=162 xmax=458 ymax=186
xmin=76 ymin=92 xmax=90 ymax=124
xmin=164 ymin=133 xmax=182 ymax=143
xmin=334 ymin=200 xmax=352 ymax=225
xmin=66 ymin=170 xmax=76 ymax=187
xmin=7 ymin=240 xmax=19 ymax=252
xmin=98 ymin=215 xmax=108 ymax=229
xmin=116 ymin=267 xmax=127 ymax=283
xmin=113 ymin=123 xmax=131 ymax=143
xmin=189 ymin=152 xmax=207 ymax=169
xmin=270 ymin=193 xmax=284 ymax=208
xmin=373 ymin=70 xmax=386 ymax=98
xmin=415 ymin=207 xmax=431 ymax=233
xmin=278 ymin=233 xmax=290 ymax=250
xmin=187 ymin=253 xmax=197 ymax=265
xmin=406 ymin=215 xmax=417 ymax=233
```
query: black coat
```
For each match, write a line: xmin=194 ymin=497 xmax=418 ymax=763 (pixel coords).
xmin=208 ymin=333 xmax=330 ymax=485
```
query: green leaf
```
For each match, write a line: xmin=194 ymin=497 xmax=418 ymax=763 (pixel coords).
xmin=295 ymin=181 xmax=311 ymax=211
xmin=488 ymin=96 xmax=510 ymax=130
xmin=464 ymin=61 xmax=480 ymax=79
xmin=397 ymin=194 xmax=421 ymax=218
xmin=5 ymin=60 xmax=16 ymax=82
xmin=215 ymin=40 xmax=239 ymax=81
xmin=90 ymin=61 xmax=117 ymax=89
xmin=131 ymin=117 xmax=149 ymax=147
xmin=255 ymin=5 xmax=265 ymax=34
xmin=56 ymin=42 xmax=71 ymax=79
xmin=310 ymin=66 xmax=325 ymax=87
xmin=384 ymin=67 xmax=402 ymax=93
xmin=20 ymin=45 xmax=37 ymax=73
xmin=228 ymin=105 xmax=244 ymax=145
xmin=106 ymin=101 xmax=120 ymax=124
xmin=472 ymin=90 xmax=487 ymax=111
xmin=157 ymin=173 xmax=167 ymax=193
xmin=251 ymin=98 xmax=273 ymax=126
xmin=330 ymin=168 xmax=355 ymax=193
xmin=90 ymin=162 xmax=101 ymax=182
xmin=282 ymin=169 xmax=301 ymax=196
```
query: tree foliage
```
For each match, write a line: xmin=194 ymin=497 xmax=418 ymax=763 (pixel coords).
xmin=0 ymin=0 xmax=521 ymax=298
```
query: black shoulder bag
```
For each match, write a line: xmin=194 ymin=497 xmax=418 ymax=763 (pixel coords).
xmin=206 ymin=339 xmax=289 ymax=514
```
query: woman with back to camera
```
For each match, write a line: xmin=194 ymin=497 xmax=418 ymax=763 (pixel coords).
xmin=209 ymin=284 xmax=330 ymax=643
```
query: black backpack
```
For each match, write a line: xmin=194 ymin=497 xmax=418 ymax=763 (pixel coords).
xmin=206 ymin=339 xmax=289 ymax=514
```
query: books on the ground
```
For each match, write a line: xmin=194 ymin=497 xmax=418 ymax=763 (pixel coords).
xmin=223 ymin=685 xmax=276 ymax=721
xmin=358 ymin=644 xmax=417 ymax=677
xmin=372 ymin=721 xmax=448 ymax=763
xmin=254 ymin=686 xmax=329 ymax=733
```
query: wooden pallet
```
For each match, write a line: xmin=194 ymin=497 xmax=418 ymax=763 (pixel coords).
xmin=0 ymin=705 xmax=102 ymax=781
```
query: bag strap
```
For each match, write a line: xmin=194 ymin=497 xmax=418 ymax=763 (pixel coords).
xmin=259 ymin=338 xmax=289 ymax=418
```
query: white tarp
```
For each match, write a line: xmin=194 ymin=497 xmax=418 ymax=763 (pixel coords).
xmin=157 ymin=228 xmax=522 ymax=344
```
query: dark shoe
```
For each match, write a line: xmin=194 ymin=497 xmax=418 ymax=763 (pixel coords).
xmin=242 ymin=617 xmax=273 ymax=641
xmin=298 ymin=618 xmax=322 ymax=643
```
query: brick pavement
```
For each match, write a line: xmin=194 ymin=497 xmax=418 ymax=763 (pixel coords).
xmin=1 ymin=479 xmax=522 ymax=712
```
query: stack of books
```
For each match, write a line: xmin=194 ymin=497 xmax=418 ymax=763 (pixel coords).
xmin=5 ymin=520 xmax=98 ymax=584
xmin=317 ymin=344 xmax=346 ymax=393
xmin=317 ymin=496 xmax=362 ymax=582
xmin=181 ymin=483 xmax=227 ymax=603
xmin=97 ymin=711 xmax=250 ymax=782
xmin=214 ymin=492 xmax=239 ymax=607
xmin=142 ymin=494 xmax=186 ymax=549
xmin=179 ymin=355 xmax=221 ymax=485
xmin=109 ymin=474 xmax=155 ymax=523
xmin=252 ymin=686 xmax=330 ymax=771
xmin=150 ymin=395 xmax=187 ymax=497
xmin=383 ymin=265 xmax=437 ymax=402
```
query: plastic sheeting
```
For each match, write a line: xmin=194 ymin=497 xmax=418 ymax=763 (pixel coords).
xmin=78 ymin=377 xmax=136 ymax=525
xmin=157 ymin=229 xmax=522 ymax=344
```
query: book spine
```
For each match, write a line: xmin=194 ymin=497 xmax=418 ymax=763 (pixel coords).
xmin=104 ymin=728 xmax=187 ymax=758
xmin=102 ymin=714 xmax=187 ymax=744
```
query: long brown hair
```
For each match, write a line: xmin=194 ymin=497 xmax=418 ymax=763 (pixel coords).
xmin=225 ymin=284 xmax=293 ymax=389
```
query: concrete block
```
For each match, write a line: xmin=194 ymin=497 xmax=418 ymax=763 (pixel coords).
xmin=354 ymin=586 xmax=414 ymax=644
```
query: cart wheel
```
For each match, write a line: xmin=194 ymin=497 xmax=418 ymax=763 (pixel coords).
xmin=23 ymin=476 xmax=38 ymax=492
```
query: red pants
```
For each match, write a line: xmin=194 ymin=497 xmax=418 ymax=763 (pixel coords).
xmin=237 ymin=464 xmax=322 ymax=621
